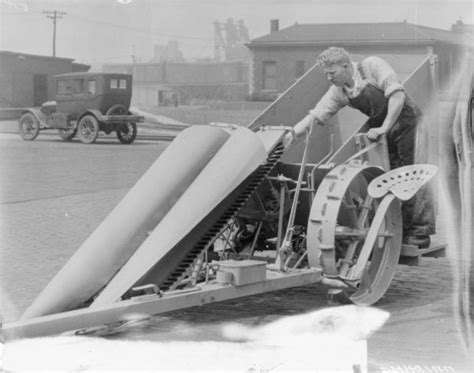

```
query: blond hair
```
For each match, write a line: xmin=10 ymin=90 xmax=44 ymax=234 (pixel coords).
xmin=317 ymin=47 xmax=352 ymax=66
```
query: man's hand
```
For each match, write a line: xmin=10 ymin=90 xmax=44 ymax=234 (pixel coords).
xmin=282 ymin=130 xmax=296 ymax=148
xmin=366 ymin=127 xmax=387 ymax=141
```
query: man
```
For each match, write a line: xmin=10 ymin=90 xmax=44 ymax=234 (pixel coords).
xmin=285 ymin=47 xmax=435 ymax=248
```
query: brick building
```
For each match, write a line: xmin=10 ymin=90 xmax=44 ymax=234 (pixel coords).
xmin=0 ymin=51 xmax=90 ymax=107
xmin=246 ymin=21 xmax=473 ymax=98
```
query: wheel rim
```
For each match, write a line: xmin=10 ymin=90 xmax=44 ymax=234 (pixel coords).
xmin=345 ymin=194 xmax=401 ymax=305
xmin=108 ymin=106 xmax=136 ymax=143
xmin=79 ymin=117 xmax=97 ymax=141
xmin=119 ymin=123 xmax=134 ymax=140
xmin=307 ymin=163 xmax=402 ymax=305
xmin=20 ymin=115 xmax=38 ymax=139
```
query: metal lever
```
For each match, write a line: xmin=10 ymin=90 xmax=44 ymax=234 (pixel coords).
xmin=275 ymin=126 xmax=312 ymax=271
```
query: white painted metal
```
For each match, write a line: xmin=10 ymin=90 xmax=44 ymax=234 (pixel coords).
xmin=368 ymin=164 xmax=438 ymax=200
xmin=345 ymin=194 xmax=396 ymax=280
xmin=91 ymin=127 xmax=277 ymax=307
xmin=3 ymin=268 xmax=322 ymax=340
xmin=22 ymin=125 xmax=232 ymax=320
xmin=307 ymin=163 xmax=403 ymax=305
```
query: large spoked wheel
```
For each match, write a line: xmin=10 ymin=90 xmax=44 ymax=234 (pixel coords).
xmin=18 ymin=112 xmax=40 ymax=141
xmin=58 ymin=128 xmax=77 ymax=141
xmin=106 ymin=105 xmax=137 ymax=144
xmin=116 ymin=122 xmax=137 ymax=144
xmin=77 ymin=115 xmax=99 ymax=144
xmin=307 ymin=163 xmax=402 ymax=306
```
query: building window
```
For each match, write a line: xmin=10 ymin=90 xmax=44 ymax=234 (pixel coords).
xmin=262 ymin=61 xmax=276 ymax=90
xmin=295 ymin=60 xmax=305 ymax=79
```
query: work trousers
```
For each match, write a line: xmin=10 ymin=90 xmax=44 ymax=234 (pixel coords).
xmin=386 ymin=120 xmax=436 ymax=237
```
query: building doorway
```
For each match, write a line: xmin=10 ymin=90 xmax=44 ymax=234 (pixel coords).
xmin=33 ymin=74 xmax=48 ymax=106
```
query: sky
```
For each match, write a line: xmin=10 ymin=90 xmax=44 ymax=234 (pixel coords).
xmin=1 ymin=0 xmax=473 ymax=65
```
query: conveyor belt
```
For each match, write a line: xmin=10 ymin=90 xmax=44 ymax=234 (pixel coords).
xmin=158 ymin=143 xmax=285 ymax=291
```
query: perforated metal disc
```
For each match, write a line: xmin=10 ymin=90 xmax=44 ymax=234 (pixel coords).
xmin=368 ymin=164 xmax=438 ymax=201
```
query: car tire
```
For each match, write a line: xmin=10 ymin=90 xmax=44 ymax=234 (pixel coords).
xmin=116 ymin=122 xmax=137 ymax=144
xmin=106 ymin=104 xmax=127 ymax=116
xmin=58 ymin=128 xmax=77 ymax=141
xmin=77 ymin=115 xmax=99 ymax=144
xmin=106 ymin=105 xmax=137 ymax=145
xmin=18 ymin=112 xmax=40 ymax=141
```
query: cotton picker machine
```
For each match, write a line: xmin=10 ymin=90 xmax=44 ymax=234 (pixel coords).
xmin=3 ymin=54 xmax=443 ymax=340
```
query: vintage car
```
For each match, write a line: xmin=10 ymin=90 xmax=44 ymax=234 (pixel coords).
xmin=18 ymin=72 xmax=144 ymax=144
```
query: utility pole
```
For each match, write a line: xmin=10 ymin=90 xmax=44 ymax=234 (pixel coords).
xmin=131 ymin=44 xmax=136 ymax=64
xmin=43 ymin=10 xmax=66 ymax=57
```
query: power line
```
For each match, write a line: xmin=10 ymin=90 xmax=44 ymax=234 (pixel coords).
xmin=43 ymin=10 xmax=67 ymax=57
xmin=67 ymin=14 xmax=213 ymax=42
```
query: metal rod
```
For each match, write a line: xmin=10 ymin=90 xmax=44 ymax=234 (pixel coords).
xmin=310 ymin=134 xmax=335 ymax=200
xmin=277 ymin=183 xmax=286 ymax=249
xmin=276 ymin=126 xmax=313 ymax=269
xmin=292 ymin=250 xmax=308 ymax=269
xmin=339 ymin=194 xmax=374 ymax=275
xmin=247 ymin=221 xmax=263 ymax=259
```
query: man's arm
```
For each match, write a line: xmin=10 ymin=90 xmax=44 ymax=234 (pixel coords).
xmin=363 ymin=56 xmax=406 ymax=141
xmin=293 ymin=114 xmax=323 ymax=137
xmin=283 ymin=86 xmax=347 ymax=147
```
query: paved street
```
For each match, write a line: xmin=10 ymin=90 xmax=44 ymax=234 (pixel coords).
xmin=0 ymin=126 xmax=472 ymax=372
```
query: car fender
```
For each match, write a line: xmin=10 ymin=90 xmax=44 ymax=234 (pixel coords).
xmin=78 ymin=109 xmax=105 ymax=123
xmin=20 ymin=108 xmax=48 ymax=128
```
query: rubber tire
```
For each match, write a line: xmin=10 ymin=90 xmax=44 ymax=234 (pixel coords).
xmin=106 ymin=105 xmax=137 ymax=144
xmin=77 ymin=115 xmax=99 ymax=144
xmin=106 ymin=104 xmax=127 ymax=116
xmin=18 ymin=112 xmax=40 ymax=141
xmin=58 ymin=128 xmax=77 ymax=141
xmin=116 ymin=122 xmax=137 ymax=144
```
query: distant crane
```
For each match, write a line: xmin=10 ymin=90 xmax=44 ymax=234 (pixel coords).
xmin=43 ymin=10 xmax=67 ymax=57
xmin=213 ymin=18 xmax=250 ymax=62
xmin=213 ymin=21 xmax=226 ymax=62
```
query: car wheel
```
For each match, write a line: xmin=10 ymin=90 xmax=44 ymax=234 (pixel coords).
xmin=77 ymin=115 xmax=99 ymax=144
xmin=106 ymin=104 xmax=127 ymax=116
xmin=18 ymin=112 xmax=40 ymax=141
xmin=58 ymin=128 xmax=77 ymax=141
xmin=116 ymin=122 xmax=137 ymax=144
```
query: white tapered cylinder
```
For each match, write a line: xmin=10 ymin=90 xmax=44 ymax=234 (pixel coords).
xmin=91 ymin=126 xmax=268 ymax=307
xmin=22 ymin=126 xmax=231 ymax=320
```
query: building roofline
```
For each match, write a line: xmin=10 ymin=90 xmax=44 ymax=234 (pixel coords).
xmin=72 ymin=62 xmax=91 ymax=68
xmin=102 ymin=60 xmax=246 ymax=67
xmin=246 ymin=39 xmax=438 ymax=48
xmin=248 ymin=21 xmax=470 ymax=47
xmin=0 ymin=50 xmax=76 ymax=62
xmin=54 ymin=72 xmax=130 ymax=78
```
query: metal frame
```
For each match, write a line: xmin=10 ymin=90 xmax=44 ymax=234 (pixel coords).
xmin=3 ymin=267 xmax=321 ymax=339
